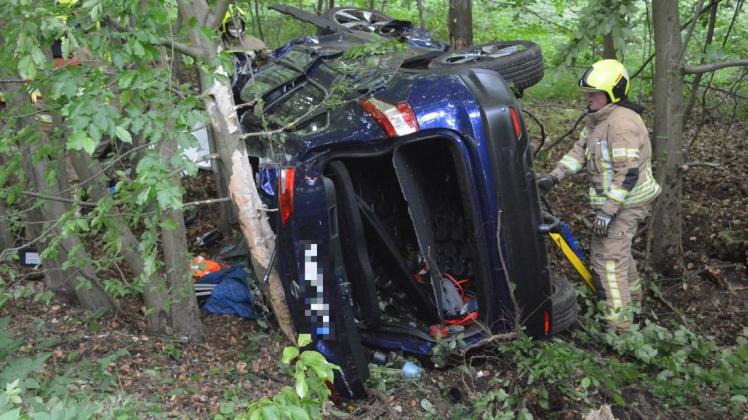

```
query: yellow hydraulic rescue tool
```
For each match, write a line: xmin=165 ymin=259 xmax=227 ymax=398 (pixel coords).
xmin=548 ymin=232 xmax=596 ymax=293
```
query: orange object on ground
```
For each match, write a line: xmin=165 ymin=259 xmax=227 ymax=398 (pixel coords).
xmin=191 ymin=256 xmax=223 ymax=278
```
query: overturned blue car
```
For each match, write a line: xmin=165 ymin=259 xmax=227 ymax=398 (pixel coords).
xmin=235 ymin=6 xmax=577 ymax=399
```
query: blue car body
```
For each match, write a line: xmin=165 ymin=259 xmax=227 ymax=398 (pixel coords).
xmin=237 ymin=27 xmax=570 ymax=399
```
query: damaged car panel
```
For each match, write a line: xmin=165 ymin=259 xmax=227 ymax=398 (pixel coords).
xmin=237 ymin=6 xmax=575 ymax=399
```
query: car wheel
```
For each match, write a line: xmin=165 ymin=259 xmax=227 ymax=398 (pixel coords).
xmin=550 ymin=277 xmax=577 ymax=335
xmin=428 ymin=41 xmax=545 ymax=89
xmin=325 ymin=7 xmax=395 ymax=35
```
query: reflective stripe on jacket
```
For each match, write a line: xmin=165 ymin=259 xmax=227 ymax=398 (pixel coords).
xmin=550 ymin=103 xmax=661 ymax=214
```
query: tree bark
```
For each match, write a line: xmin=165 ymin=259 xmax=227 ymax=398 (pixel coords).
xmin=68 ymin=151 xmax=172 ymax=335
xmin=178 ymin=0 xmax=295 ymax=343
xmin=651 ymin=0 xmax=685 ymax=276
xmin=25 ymin=130 xmax=116 ymax=312
xmin=158 ymin=159 xmax=206 ymax=342
xmin=0 ymin=199 xmax=13 ymax=253
xmin=416 ymin=0 xmax=425 ymax=30
xmin=603 ymin=33 xmax=617 ymax=59
xmin=448 ymin=0 xmax=473 ymax=51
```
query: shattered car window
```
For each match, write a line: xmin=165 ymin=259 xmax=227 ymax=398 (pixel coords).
xmin=239 ymin=64 xmax=301 ymax=103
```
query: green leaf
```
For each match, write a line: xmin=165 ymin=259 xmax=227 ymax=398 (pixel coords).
xmin=115 ymin=126 xmax=132 ymax=143
xmin=730 ymin=395 xmax=747 ymax=404
xmin=420 ymin=399 xmax=437 ymax=415
xmin=282 ymin=346 xmax=299 ymax=365
xmin=119 ymin=71 xmax=136 ymax=89
xmin=581 ymin=377 xmax=591 ymax=389
xmin=18 ymin=55 xmax=36 ymax=80
xmin=295 ymin=370 xmax=308 ymax=398
xmin=0 ymin=408 xmax=21 ymax=420
xmin=67 ymin=130 xmax=97 ymax=155
xmin=219 ymin=401 xmax=235 ymax=415
xmin=132 ymin=39 xmax=145 ymax=57
xmin=30 ymin=46 xmax=47 ymax=67
xmin=297 ymin=334 xmax=312 ymax=348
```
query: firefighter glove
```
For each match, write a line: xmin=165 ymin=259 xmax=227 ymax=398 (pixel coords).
xmin=592 ymin=211 xmax=614 ymax=237
xmin=537 ymin=175 xmax=558 ymax=196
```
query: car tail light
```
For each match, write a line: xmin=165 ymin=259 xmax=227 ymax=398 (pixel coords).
xmin=279 ymin=168 xmax=295 ymax=226
xmin=359 ymin=97 xmax=419 ymax=138
xmin=510 ymin=107 xmax=522 ymax=140
xmin=543 ymin=309 xmax=550 ymax=335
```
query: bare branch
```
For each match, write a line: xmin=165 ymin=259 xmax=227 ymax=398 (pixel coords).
xmin=632 ymin=0 xmax=723 ymax=79
xmin=58 ymin=142 xmax=150 ymax=195
xmin=541 ymin=112 xmax=587 ymax=152
xmin=206 ymin=0 xmax=231 ymax=29
xmin=159 ymin=39 xmax=205 ymax=59
xmin=677 ymin=0 xmax=706 ymax=65
xmin=183 ymin=197 xmax=231 ymax=207
xmin=682 ymin=161 xmax=725 ymax=171
xmin=683 ymin=59 xmax=748 ymax=74
xmin=21 ymin=191 xmax=97 ymax=207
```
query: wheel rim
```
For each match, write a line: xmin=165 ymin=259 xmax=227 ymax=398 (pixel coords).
xmin=333 ymin=8 xmax=392 ymax=33
xmin=441 ymin=43 xmax=523 ymax=65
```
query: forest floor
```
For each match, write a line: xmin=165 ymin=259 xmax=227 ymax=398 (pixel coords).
xmin=1 ymin=100 xmax=746 ymax=419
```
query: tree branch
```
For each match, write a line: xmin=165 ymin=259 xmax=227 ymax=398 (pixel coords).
xmin=683 ymin=59 xmax=748 ymax=74
xmin=631 ymin=0 xmax=723 ymax=79
xmin=206 ymin=0 xmax=231 ymax=29
xmin=677 ymin=0 xmax=706 ymax=65
xmin=21 ymin=191 xmax=97 ymax=207
xmin=159 ymin=39 xmax=205 ymax=59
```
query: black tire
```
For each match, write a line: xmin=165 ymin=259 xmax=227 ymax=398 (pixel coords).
xmin=550 ymin=277 xmax=577 ymax=335
xmin=428 ymin=41 xmax=545 ymax=89
xmin=325 ymin=7 xmax=396 ymax=35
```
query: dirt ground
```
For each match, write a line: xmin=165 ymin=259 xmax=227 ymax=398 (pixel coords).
xmin=1 ymin=103 xmax=746 ymax=418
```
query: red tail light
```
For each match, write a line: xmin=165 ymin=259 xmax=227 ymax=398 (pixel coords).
xmin=359 ymin=97 xmax=419 ymax=138
xmin=279 ymin=168 xmax=295 ymax=226
xmin=510 ymin=107 xmax=522 ymax=139
xmin=543 ymin=309 xmax=550 ymax=335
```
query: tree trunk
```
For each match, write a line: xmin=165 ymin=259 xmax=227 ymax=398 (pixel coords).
xmin=0 ymin=199 xmax=13 ymax=253
xmin=202 ymin=74 xmax=296 ymax=343
xmin=177 ymin=0 xmax=295 ymax=343
xmin=448 ymin=0 xmax=473 ymax=51
xmin=603 ymin=33 xmax=617 ymax=59
xmin=25 ymin=131 xmax=116 ymax=312
xmin=651 ymin=0 xmax=685 ymax=276
xmin=416 ymin=0 xmax=425 ymax=30
xmin=254 ymin=0 xmax=265 ymax=42
xmin=159 ymin=189 xmax=205 ymax=341
xmin=68 ymin=151 xmax=172 ymax=335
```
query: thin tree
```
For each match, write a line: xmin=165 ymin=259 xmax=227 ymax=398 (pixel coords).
xmin=448 ymin=0 xmax=473 ymax=50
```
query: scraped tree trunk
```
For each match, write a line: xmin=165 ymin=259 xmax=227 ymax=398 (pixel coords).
xmin=448 ymin=0 xmax=472 ymax=50
xmin=177 ymin=0 xmax=295 ymax=342
xmin=651 ymin=0 xmax=685 ymax=276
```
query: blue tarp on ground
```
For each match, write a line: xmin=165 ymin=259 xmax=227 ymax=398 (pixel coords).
xmin=196 ymin=264 xmax=256 ymax=319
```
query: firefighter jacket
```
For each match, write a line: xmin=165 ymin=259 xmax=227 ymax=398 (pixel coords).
xmin=549 ymin=103 xmax=661 ymax=215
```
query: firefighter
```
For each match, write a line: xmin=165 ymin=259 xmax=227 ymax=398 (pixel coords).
xmin=537 ymin=59 xmax=661 ymax=331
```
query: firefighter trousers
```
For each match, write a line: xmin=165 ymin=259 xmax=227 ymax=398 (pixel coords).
xmin=590 ymin=202 xmax=652 ymax=328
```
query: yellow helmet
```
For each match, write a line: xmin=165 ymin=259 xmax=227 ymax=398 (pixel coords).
xmin=222 ymin=4 xmax=248 ymax=34
xmin=578 ymin=59 xmax=630 ymax=103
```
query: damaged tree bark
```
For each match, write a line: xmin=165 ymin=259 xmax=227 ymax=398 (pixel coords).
xmin=175 ymin=0 xmax=295 ymax=342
